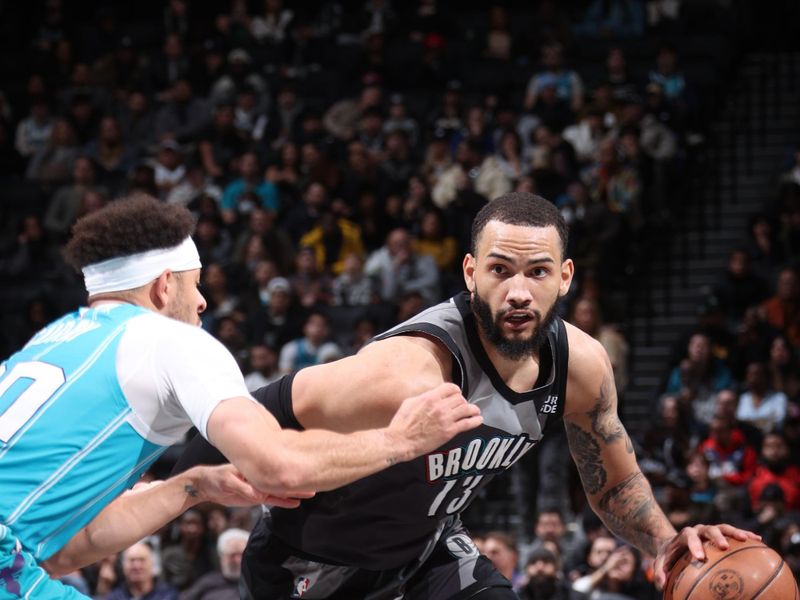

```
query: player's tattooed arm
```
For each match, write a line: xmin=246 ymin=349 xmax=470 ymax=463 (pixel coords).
xmin=565 ymin=351 xmax=674 ymax=557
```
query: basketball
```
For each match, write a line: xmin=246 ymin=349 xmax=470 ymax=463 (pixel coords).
xmin=664 ymin=537 xmax=799 ymax=600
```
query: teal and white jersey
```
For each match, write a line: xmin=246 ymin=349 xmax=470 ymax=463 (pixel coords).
xmin=0 ymin=303 xmax=252 ymax=561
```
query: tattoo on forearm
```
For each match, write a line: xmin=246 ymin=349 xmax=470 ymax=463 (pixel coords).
xmin=565 ymin=420 xmax=607 ymax=494
xmin=184 ymin=485 xmax=198 ymax=498
xmin=588 ymin=372 xmax=634 ymax=454
xmin=597 ymin=471 xmax=665 ymax=556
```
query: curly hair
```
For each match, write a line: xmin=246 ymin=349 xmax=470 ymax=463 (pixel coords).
xmin=63 ymin=194 xmax=196 ymax=271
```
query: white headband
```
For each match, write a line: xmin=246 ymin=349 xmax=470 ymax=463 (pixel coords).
xmin=82 ymin=237 xmax=202 ymax=296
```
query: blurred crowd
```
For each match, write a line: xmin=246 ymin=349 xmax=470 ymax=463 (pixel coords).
xmin=3 ymin=0 xmax=797 ymax=598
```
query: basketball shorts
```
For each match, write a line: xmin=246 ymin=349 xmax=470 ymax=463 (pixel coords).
xmin=0 ymin=525 xmax=89 ymax=600
xmin=240 ymin=515 xmax=514 ymax=600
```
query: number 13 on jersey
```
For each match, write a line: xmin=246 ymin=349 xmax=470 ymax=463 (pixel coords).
xmin=427 ymin=475 xmax=484 ymax=516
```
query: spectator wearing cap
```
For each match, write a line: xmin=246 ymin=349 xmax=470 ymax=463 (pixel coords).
xmin=278 ymin=311 xmax=342 ymax=374
xmin=749 ymin=432 xmax=800 ymax=513
xmin=525 ymin=42 xmax=584 ymax=114
xmin=247 ymin=277 xmax=303 ymax=350
xmin=221 ymin=151 xmax=279 ymax=226
xmin=181 ymin=528 xmax=250 ymax=600
xmin=211 ymin=48 xmax=269 ymax=111
xmin=518 ymin=547 xmax=569 ymax=600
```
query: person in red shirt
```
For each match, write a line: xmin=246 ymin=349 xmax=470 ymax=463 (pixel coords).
xmin=699 ymin=415 xmax=758 ymax=486
xmin=749 ymin=431 xmax=800 ymax=511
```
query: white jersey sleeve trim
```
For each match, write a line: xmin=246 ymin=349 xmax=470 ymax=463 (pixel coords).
xmin=116 ymin=313 xmax=254 ymax=444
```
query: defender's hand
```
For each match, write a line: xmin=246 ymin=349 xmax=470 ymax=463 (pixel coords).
xmin=194 ymin=464 xmax=315 ymax=509
xmin=387 ymin=383 xmax=482 ymax=461
xmin=654 ymin=524 xmax=761 ymax=589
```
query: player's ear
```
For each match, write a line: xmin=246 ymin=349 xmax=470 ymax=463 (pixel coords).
xmin=463 ymin=254 xmax=476 ymax=295
xmin=559 ymin=258 xmax=574 ymax=297
xmin=150 ymin=269 xmax=173 ymax=309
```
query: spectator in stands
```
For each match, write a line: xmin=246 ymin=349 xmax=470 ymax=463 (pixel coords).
xmin=181 ymin=528 xmax=249 ymax=600
xmin=324 ymin=83 xmax=383 ymax=141
xmin=299 ymin=211 xmax=365 ymax=276
xmin=714 ymin=388 xmax=762 ymax=449
xmin=737 ymin=361 xmax=788 ymax=434
xmin=278 ymin=311 xmax=342 ymax=373
xmin=730 ymin=305 xmax=780 ymax=379
xmin=412 ymin=207 xmax=458 ymax=273
xmin=381 ymin=129 xmax=415 ymax=192
xmin=263 ymin=83 xmax=304 ymax=150
xmin=603 ymin=47 xmax=638 ymax=102
xmin=14 ymin=97 xmax=53 ymax=160
xmin=684 ymin=451 xmax=720 ymax=525
xmin=483 ymin=6 xmax=513 ymax=61
xmin=284 ymin=181 xmax=329 ymax=243
xmin=247 ymin=276 xmax=302 ymax=348
xmin=495 ymin=129 xmax=529 ymax=183
xmin=221 ymin=151 xmax=279 ymax=225
xmin=483 ymin=531 xmax=523 ymax=590
xmin=699 ymin=415 xmax=758 ymax=487
xmin=193 ymin=217 xmax=233 ymax=268
xmin=198 ymin=263 xmax=241 ymax=333
xmin=747 ymin=484 xmax=791 ymax=550
xmin=105 ymin=542 xmax=179 ymax=600
xmin=575 ymin=0 xmax=645 ymax=38
xmin=570 ymin=298 xmax=629 ymax=394
xmin=747 ymin=214 xmax=785 ymax=280
xmin=384 ymin=94 xmax=419 ymax=147
xmin=162 ymin=509 xmax=215 ymax=591
xmin=563 ymin=107 xmax=607 ymax=165
xmin=198 ymin=104 xmax=247 ymax=180
xmin=712 ymin=249 xmax=770 ymax=326
xmin=211 ymin=49 xmax=269 ymax=111
xmin=526 ymin=75 xmax=575 ymax=134
xmin=572 ymin=544 xmax=651 ymax=599
xmin=433 ymin=139 xmax=509 ymax=209
xmin=767 ymin=334 xmax=800 ymax=400
xmin=521 ymin=509 xmax=576 ymax=566
xmin=289 ymin=245 xmax=332 ymax=307
xmin=525 ymin=42 xmax=584 ymax=114
xmin=365 ymin=227 xmax=440 ymax=307
xmin=154 ymin=78 xmax=210 ymax=143
xmin=331 ymin=252 xmax=377 ymax=307
xmin=759 ymin=267 xmax=800 ymax=346
xmin=150 ymin=33 xmax=190 ymax=96
xmin=25 ymin=118 xmax=79 ymax=186
xmin=518 ymin=547 xmax=570 ymax=600
xmin=243 ymin=343 xmax=281 ymax=392
xmin=639 ymin=394 xmax=692 ymax=494
xmin=648 ymin=44 xmax=687 ymax=111
xmin=150 ymin=139 xmax=186 ymax=200
xmin=84 ymin=115 xmax=135 ymax=192
xmin=166 ymin=163 xmax=223 ymax=207
xmin=117 ymin=90 xmax=156 ymax=152
xmin=43 ymin=155 xmax=107 ymax=241
xmin=749 ymin=432 xmax=800 ymax=513
xmin=569 ymin=535 xmax=616 ymax=583
xmin=665 ymin=332 xmax=734 ymax=425
xmin=233 ymin=86 xmax=268 ymax=143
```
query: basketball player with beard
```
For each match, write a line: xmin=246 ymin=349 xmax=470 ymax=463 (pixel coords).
xmin=176 ymin=192 xmax=758 ymax=599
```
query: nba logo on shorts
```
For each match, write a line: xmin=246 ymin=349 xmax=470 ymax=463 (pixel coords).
xmin=292 ymin=576 xmax=311 ymax=598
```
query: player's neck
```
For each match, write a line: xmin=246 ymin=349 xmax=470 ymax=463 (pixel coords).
xmin=477 ymin=329 xmax=540 ymax=391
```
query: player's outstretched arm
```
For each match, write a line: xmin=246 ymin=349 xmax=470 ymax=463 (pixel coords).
xmin=563 ymin=325 xmax=758 ymax=588
xmin=43 ymin=464 xmax=301 ymax=576
xmin=207 ymin=381 xmax=481 ymax=496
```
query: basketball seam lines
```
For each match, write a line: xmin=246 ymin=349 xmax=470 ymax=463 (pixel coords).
xmin=750 ymin=560 xmax=784 ymax=599
xmin=682 ymin=546 xmax=758 ymax=600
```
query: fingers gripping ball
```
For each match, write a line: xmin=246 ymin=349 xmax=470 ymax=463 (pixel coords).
xmin=664 ymin=537 xmax=798 ymax=600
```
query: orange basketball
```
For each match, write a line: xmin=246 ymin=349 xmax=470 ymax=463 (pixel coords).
xmin=664 ymin=537 xmax=798 ymax=600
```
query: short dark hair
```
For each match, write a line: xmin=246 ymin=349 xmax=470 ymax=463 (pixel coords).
xmin=64 ymin=194 xmax=195 ymax=271
xmin=470 ymin=192 xmax=567 ymax=257
xmin=485 ymin=531 xmax=518 ymax=554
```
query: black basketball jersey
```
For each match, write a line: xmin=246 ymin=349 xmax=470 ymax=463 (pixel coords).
xmin=268 ymin=292 xmax=569 ymax=570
